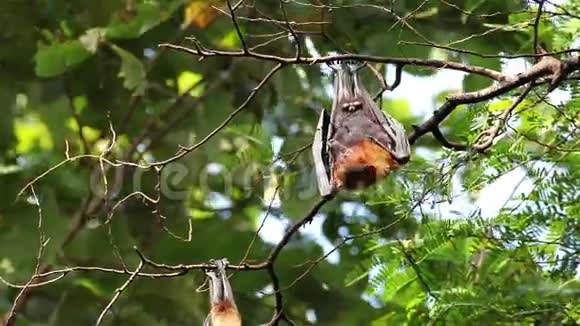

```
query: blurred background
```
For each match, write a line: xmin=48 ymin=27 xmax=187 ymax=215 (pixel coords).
xmin=0 ymin=0 xmax=578 ymax=325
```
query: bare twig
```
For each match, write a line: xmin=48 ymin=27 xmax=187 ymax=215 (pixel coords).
xmin=279 ymin=0 xmax=302 ymax=59
xmin=239 ymin=143 xmax=309 ymax=265
xmin=266 ymin=264 xmax=286 ymax=325
xmin=400 ymin=40 xmax=579 ymax=60
xmin=227 ymin=0 xmax=248 ymax=52
xmin=2 ymin=186 xmax=48 ymax=326
xmin=116 ymin=63 xmax=284 ymax=168
xmin=94 ymin=259 xmax=144 ymax=326
xmin=159 ymin=44 xmax=507 ymax=81
xmin=397 ymin=239 xmax=438 ymax=299
xmin=472 ymin=84 xmax=534 ymax=151
xmin=64 ymin=78 xmax=90 ymax=155
xmin=370 ymin=63 xmax=404 ymax=100
xmin=212 ymin=6 xmax=329 ymax=27
xmin=267 ymin=196 xmax=333 ymax=264
xmin=533 ymin=0 xmax=545 ymax=63
xmin=282 ymin=216 xmax=406 ymax=292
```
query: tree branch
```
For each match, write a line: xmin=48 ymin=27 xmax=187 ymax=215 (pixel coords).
xmin=408 ymin=55 xmax=579 ymax=144
xmin=430 ymin=126 xmax=468 ymax=150
xmin=159 ymin=43 xmax=506 ymax=81
xmin=95 ymin=259 xmax=144 ymax=326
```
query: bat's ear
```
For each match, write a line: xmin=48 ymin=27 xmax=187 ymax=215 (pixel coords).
xmin=312 ymin=109 xmax=334 ymax=197
xmin=326 ymin=59 xmax=365 ymax=73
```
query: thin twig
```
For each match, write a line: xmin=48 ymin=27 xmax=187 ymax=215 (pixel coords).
xmin=159 ymin=44 xmax=507 ymax=81
xmin=227 ymin=0 xmax=248 ymax=52
xmin=3 ymin=186 xmax=47 ymax=326
xmin=472 ymin=84 xmax=534 ymax=151
xmin=279 ymin=0 xmax=302 ymax=59
xmin=267 ymin=196 xmax=333 ymax=263
xmin=94 ymin=259 xmax=144 ymax=326
xmin=533 ymin=0 xmax=545 ymax=63
xmin=116 ymin=63 xmax=284 ymax=168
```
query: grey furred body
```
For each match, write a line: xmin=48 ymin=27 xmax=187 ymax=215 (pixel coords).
xmin=312 ymin=60 xmax=411 ymax=196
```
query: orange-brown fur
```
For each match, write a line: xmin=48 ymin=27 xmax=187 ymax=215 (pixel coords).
xmin=333 ymin=139 xmax=400 ymax=190
xmin=210 ymin=300 xmax=241 ymax=326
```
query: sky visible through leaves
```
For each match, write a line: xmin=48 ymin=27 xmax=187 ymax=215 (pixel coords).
xmin=0 ymin=0 xmax=579 ymax=325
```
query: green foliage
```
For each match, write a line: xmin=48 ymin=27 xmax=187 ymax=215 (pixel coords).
xmin=110 ymin=44 xmax=147 ymax=95
xmin=0 ymin=0 xmax=578 ymax=325
xmin=35 ymin=41 xmax=93 ymax=78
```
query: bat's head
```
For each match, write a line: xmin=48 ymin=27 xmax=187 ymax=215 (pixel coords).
xmin=342 ymin=165 xmax=377 ymax=190
xmin=332 ymin=139 xmax=401 ymax=191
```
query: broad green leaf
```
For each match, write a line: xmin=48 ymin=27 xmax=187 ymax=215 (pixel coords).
xmin=0 ymin=165 xmax=21 ymax=175
xmin=34 ymin=41 xmax=92 ymax=77
xmin=110 ymin=44 xmax=146 ymax=95
xmin=105 ymin=3 xmax=167 ymax=39
xmin=66 ymin=118 xmax=101 ymax=143
xmin=72 ymin=96 xmax=87 ymax=113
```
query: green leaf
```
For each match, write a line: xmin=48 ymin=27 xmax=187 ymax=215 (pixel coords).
xmin=488 ymin=98 xmax=512 ymax=112
xmin=79 ymin=28 xmax=105 ymax=54
xmin=0 ymin=165 xmax=21 ymax=175
xmin=110 ymin=44 xmax=146 ymax=95
xmin=14 ymin=115 xmax=54 ymax=153
xmin=75 ymin=278 xmax=105 ymax=298
xmin=220 ymin=29 xmax=243 ymax=48
xmin=190 ymin=208 xmax=215 ymax=220
xmin=34 ymin=41 xmax=92 ymax=77
xmin=177 ymin=71 xmax=204 ymax=97
xmin=105 ymin=2 xmax=173 ymax=39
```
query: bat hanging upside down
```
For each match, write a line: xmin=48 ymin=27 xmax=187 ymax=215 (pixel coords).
xmin=204 ymin=259 xmax=242 ymax=326
xmin=312 ymin=60 xmax=411 ymax=196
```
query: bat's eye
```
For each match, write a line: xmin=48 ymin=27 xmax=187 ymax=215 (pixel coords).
xmin=342 ymin=101 xmax=362 ymax=112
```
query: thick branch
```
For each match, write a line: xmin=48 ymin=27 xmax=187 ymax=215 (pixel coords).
xmin=430 ymin=126 xmax=468 ymax=150
xmin=408 ymin=55 xmax=579 ymax=144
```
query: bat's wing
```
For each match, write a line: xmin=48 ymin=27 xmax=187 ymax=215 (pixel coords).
xmin=312 ymin=109 xmax=334 ymax=197
xmin=328 ymin=59 xmax=410 ymax=163
xmin=365 ymin=96 xmax=411 ymax=164
xmin=203 ymin=314 xmax=211 ymax=326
